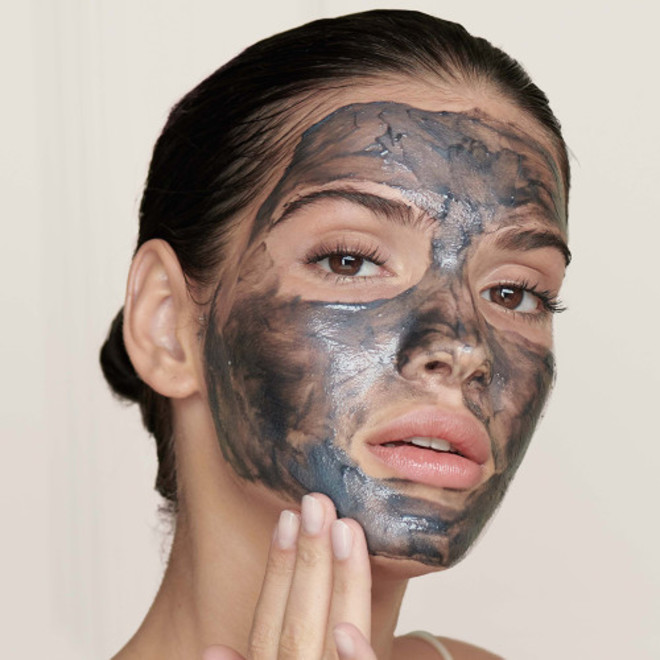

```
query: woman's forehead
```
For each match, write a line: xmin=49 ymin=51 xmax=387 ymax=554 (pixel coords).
xmin=251 ymin=101 xmax=567 ymax=240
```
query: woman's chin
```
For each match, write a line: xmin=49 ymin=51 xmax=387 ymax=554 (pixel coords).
xmin=368 ymin=550 xmax=456 ymax=580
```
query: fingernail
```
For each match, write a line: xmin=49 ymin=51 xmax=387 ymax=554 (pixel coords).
xmin=276 ymin=510 xmax=299 ymax=550
xmin=301 ymin=494 xmax=324 ymax=535
xmin=331 ymin=520 xmax=353 ymax=561
xmin=333 ymin=627 xmax=355 ymax=658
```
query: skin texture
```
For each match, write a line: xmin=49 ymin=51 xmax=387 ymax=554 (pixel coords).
xmin=204 ymin=102 xmax=567 ymax=567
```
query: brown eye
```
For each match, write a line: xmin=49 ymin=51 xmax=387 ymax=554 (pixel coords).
xmin=327 ymin=254 xmax=364 ymax=276
xmin=482 ymin=285 xmax=538 ymax=312
xmin=314 ymin=252 xmax=382 ymax=278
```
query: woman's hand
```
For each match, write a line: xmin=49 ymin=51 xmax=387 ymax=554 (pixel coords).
xmin=203 ymin=493 xmax=377 ymax=659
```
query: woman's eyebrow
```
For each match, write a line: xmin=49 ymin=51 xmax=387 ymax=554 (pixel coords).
xmin=494 ymin=228 xmax=572 ymax=266
xmin=275 ymin=188 xmax=428 ymax=228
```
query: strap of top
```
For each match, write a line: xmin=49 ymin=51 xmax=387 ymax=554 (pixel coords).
xmin=404 ymin=631 xmax=454 ymax=660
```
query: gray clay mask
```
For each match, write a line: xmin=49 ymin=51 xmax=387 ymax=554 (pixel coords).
xmin=204 ymin=102 xmax=567 ymax=567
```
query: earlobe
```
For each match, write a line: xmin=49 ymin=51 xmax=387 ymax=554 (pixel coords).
xmin=123 ymin=239 xmax=201 ymax=399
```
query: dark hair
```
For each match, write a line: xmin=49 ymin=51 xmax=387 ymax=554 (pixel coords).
xmin=100 ymin=9 xmax=570 ymax=507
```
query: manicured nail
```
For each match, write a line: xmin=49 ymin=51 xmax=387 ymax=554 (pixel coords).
xmin=331 ymin=520 xmax=353 ymax=560
xmin=276 ymin=510 xmax=299 ymax=550
xmin=301 ymin=494 xmax=324 ymax=535
xmin=333 ymin=626 xmax=355 ymax=658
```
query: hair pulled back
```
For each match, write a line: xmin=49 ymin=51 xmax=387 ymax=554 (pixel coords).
xmin=100 ymin=9 xmax=570 ymax=507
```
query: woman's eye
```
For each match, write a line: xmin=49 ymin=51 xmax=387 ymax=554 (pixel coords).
xmin=481 ymin=285 xmax=540 ymax=313
xmin=315 ymin=253 xmax=382 ymax=277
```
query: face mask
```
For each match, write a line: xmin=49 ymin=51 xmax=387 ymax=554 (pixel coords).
xmin=204 ymin=102 xmax=567 ymax=567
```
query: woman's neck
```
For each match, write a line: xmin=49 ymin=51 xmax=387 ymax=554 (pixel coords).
xmin=114 ymin=508 xmax=410 ymax=660
xmin=113 ymin=407 xmax=411 ymax=659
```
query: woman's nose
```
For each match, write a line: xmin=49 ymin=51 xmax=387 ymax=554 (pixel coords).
xmin=397 ymin=334 xmax=492 ymax=389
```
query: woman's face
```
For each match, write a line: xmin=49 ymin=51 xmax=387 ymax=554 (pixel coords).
xmin=203 ymin=92 xmax=568 ymax=568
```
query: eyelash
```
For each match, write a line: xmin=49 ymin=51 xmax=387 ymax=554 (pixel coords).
xmin=492 ymin=278 xmax=566 ymax=321
xmin=304 ymin=240 xmax=387 ymax=280
xmin=303 ymin=244 xmax=566 ymax=319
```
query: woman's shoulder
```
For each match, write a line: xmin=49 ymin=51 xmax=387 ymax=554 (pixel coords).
xmin=395 ymin=631 xmax=505 ymax=660
xmin=437 ymin=636 xmax=505 ymax=660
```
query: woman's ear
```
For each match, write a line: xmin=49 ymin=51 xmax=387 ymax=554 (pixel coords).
xmin=123 ymin=239 xmax=202 ymax=399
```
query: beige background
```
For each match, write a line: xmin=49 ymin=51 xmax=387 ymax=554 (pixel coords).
xmin=2 ymin=0 xmax=658 ymax=658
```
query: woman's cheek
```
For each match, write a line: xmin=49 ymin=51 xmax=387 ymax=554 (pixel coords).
xmin=204 ymin=289 xmax=338 ymax=491
xmin=486 ymin=327 xmax=556 ymax=471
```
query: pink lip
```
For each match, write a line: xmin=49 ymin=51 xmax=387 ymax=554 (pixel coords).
xmin=365 ymin=406 xmax=491 ymax=490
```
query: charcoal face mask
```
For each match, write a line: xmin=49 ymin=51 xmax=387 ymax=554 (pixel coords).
xmin=204 ymin=102 xmax=567 ymax=567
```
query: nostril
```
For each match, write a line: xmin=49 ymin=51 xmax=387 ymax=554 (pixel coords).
xmin=467 ymin=361 xmax=493 ymax=388
xmin=424 ymin=359 xmax=452 ymax=377
xmin=398 ymin=340 xmax=491 ymax=387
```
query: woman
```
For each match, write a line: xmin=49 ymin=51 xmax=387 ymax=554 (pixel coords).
xmin=101 ymin=10 xmax=570 ymax=659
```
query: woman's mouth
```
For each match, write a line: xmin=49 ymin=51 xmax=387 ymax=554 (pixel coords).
xmin=382 ymin=436 xmax=454 ymax=452
xmin=364 ymin=407 xmax=491 ymax=490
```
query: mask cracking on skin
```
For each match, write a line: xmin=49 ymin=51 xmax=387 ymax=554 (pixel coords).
xmin=204 ymin=102 xmax=564 ymax=567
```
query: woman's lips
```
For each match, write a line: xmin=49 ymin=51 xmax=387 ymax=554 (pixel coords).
xmin=365 ymin=407 xmax=491 ymax=490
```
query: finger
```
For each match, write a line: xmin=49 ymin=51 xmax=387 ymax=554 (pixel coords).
xmin=278 ymin=493 xmax=337 ymax=659
xmin=325 ymin=518 xmax=372 ymax=653
xmin=202 ymin=645 xmax=245 ymax=660
xmin=333 ymin=623 xmax=378 ymax=660
xmin=247 ymin=509 xmax=300 ymax=659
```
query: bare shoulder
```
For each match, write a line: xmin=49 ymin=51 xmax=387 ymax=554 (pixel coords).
xmin=395 ymin=632 xmax=504 ymax=660
xmin=438 ymin=636 xmax=505 ymax=659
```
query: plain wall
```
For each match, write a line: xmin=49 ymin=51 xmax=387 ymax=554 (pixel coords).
xmin=2 ymin=1 xmax=658 ymax=658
